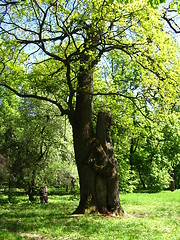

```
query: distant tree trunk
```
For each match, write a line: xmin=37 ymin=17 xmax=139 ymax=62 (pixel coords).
xmin=65 ymin=179 xmax=69 ymax=193
xmin=71 ymin=178 xmax=75 ymax=192
xmin=28 ymin=170 xmax=36 ymax=202
xmin=129 ymin=138 xmax=134 ymax=171
xmin=8 ymin=156 xmax=13 ymax=203
xmin=28 ymin=181 xmax=35 ymax=202
xmin=71 ymin=67 xmax=124 ymax=216
xmin=139 ymin=172 xmax=146 ymax=190
xmin=170 ymin=173 xmax=175 ymax=191
xmin=5 ymin=129 xmax=13 ymax=203
xmin=8 ymin=175 xmax=12 ymax=203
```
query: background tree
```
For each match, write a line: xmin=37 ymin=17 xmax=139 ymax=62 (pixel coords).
xmin=0 ymin=0 xmax=179 ymax=214
xmin=0 ymin=153 xmax=8 ymax=187
xmin=0 ymin=89 xmax=77 ymax=201
xmin=93 ymin=47 xmax=180 ymax=192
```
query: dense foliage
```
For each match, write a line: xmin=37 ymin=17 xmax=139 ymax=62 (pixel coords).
xmin=0 ymin=0 xmax=179 ymax=199
xmin=0 ymin=94 xmax=77 ymax=196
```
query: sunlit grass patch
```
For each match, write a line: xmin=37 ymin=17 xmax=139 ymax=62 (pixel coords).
xmin=0 ymin=190 xmax=179 ymax=239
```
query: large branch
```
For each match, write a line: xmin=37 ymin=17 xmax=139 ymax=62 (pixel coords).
xmin=80 ymin=90 xmax=153 ymax=120
xmin=163 ymin=5 xmax=180 ymax=34
xmin=0 ymin=82 xmax=69 ymax=116
xmin=0 ymin=1 xmax=21 ymax=6
xmin=163 ymin=14 xmax=180 ymax=34
xmin=80 ymin=89 xmax=136 ymax=99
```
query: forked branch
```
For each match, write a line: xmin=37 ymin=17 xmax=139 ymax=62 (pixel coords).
xmin=0 ymin=82 xmax=69 ymax=116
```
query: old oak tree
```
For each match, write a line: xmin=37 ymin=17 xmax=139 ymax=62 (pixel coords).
xmin=0 ymin=0 xmax=179 ymax=215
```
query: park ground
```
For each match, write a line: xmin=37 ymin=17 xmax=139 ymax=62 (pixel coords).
xmin=0 ymin=189 xmax=179 ymax=240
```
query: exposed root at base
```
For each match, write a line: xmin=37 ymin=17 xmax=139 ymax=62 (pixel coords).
xmin=72 ymin=210 xmax=125 ymax=218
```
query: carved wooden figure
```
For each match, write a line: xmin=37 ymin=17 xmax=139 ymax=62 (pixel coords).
xmin=40 ymin=186 xmax=48 ymax=203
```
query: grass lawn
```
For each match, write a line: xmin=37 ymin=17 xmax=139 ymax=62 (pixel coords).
xmin=0 ymin=190 xmax=179 ymax=239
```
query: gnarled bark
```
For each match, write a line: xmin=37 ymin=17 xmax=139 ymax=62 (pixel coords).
xmin=69 ymin=49 xmax=124 ymax=216
xmin=72 ymin=108 xmax=124 ymax=216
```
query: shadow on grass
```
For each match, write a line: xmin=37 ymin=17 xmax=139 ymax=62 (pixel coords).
xmin=0 ymin=204 xmax=161 ymax=240
xmin=0 ymin=192 xmax=180 ymax=239
xmin=0 ymin=199 xmax=106 ymax=239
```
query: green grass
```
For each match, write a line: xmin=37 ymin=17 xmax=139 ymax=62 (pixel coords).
xmin=0 ymin=190 xmax=179 ymax=239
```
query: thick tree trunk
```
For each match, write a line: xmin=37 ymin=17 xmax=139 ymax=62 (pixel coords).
xmin=72 ymin=83 xmax=124 ymax=215
xmin=69 ymin=51 xmax=124 ymax=215
xmin=72 ymin=68 xmax=96 ymax=213
xmin=90 ymin=111 xmax=124 ymax=215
